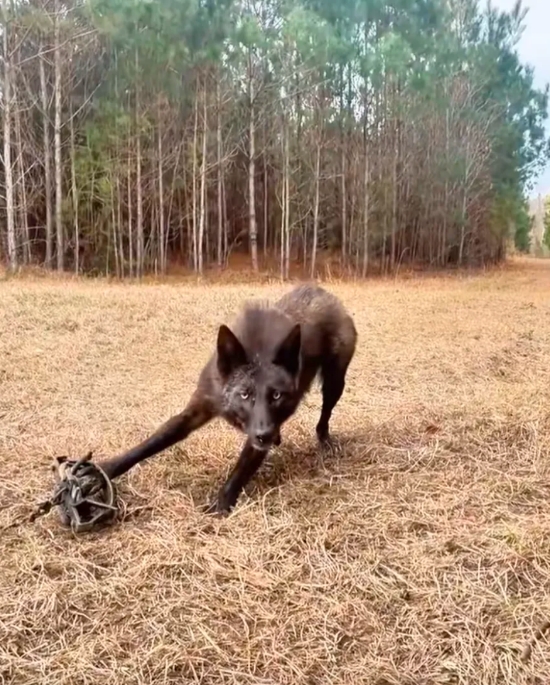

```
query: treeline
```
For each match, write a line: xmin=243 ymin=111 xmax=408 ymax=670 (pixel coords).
xmin=0 ymin=0 xmax=549 ymax=277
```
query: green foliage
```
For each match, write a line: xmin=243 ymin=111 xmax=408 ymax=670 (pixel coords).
xmin=544 ymin=197 xmax=550 ymax=251
xmin=513 ymin=199 xmax=532 ymax=253
xmin=2 ymin=0 xmax=549 ymax=273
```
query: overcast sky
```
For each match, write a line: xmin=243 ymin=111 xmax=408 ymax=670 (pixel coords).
xmin=490 ymin=0 xmax=549 ymax=197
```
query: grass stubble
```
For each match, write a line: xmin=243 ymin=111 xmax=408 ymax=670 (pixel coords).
xmin=1 ymin=258 xmax=550 ymax=684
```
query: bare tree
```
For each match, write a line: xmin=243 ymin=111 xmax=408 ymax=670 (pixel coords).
xmin=247 ymin=47 xmax=258 ymax=272
xmin=3 ymin=0 xmax=17 ymax=271
xmin=53 ymin=0 xmax=63 ymax=270
xmin=39 ymin=45 xmax=53 ymax=267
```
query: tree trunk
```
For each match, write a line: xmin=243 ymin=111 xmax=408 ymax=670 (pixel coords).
xmin=14 ymin=103 xmax=30 ymax=264
xmin=69 ymin=108 xmax=80 ymax=273
xmin=3 ymin=0 xmax=17 ymax=272
xmin=114 ymin=49 xmax=123 ymax=277
xmin=390 ymin=125 xmax=398 ymax=273
xmin=222 ymin=172 xmax=228 ymax=266
xmin=217 ymin=78 xmax=224 ymax=267
xmin=136 ymin=118 xmax=143 ymax=276
xmin=280 ymin=112 xmax=289 ymax=280
xmin=39 ymin=49 xmax=53 ymax=268
xmin=198 ymin=84 xmax=207 ymax=274
xmin=338 ymin=63 xmax=346 ymax=265
xmin=310 ymin=136 xmax=321 ymax=278
xmin=263 ymin=136 xmax=268 ymax=259
xmin=441 ymin=104 xmax=450 ymax=266
xmin=111 ymin=179 xmax=120 ymax=277
xmin=127 ymin=133 xmax=134 ymax=277
xmin=382 ymin=184 xmax=388 ymax=275
xmin=362 ymin=139 xmax=370 ymax=278
xmin=135 ymin=48 xmax=143 ymax=277
xmin=117 ymin=176 xmax=123 ymax=277
xmin=248 ymin=49 xmax=258 ymax=271
xmin=192 ymin=80 xmax=199 ymax=271
xmin=166 ymin=134 xmax=184 ymax=263
xmin=157 ymin=96 xmax=166 ymax=273
xmin=340 ymin=143 xmax=347 ymax=266
xmin=459 ymin=138 xmax=469 ymax=266
xmin=54 ymin=0 xmax=64 ymax=271
xmin=280 ymin=163 xmax=286 ymax=280
xmin=284 ymin=126 xmax=290 ymax=280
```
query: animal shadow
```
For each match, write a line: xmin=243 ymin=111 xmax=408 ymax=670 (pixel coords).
xmin=216 ymin=430 xmax=374 ymax=509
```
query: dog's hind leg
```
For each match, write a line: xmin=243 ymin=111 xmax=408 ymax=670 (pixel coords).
xmin=316 ymin=356 xmax=352 ymax=445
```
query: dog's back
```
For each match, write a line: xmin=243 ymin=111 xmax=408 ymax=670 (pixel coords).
xmin=227 ymin=283 xmax=357 ymax=398
xmin=276 ymin=283 xmax=357 ymax=359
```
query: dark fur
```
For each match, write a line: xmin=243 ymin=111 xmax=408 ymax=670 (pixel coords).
xmin=99 ymin=284 xmax=357 ymax=514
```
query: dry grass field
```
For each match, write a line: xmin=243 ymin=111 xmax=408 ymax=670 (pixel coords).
xmin=1 ymin=259 xmax=550 ymax=684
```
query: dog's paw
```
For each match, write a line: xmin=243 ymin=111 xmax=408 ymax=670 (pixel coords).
xmin=317 ymin=431 xmax=341 ymax=458
xmin=202 ymin=497 xmax=231 ymax=517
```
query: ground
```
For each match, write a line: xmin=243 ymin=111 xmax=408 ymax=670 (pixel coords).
xmin=1 ymin=259 xmax=550 ymax=684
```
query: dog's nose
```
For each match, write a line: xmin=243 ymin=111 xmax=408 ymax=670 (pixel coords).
xmin=254 ymin=429 xmax=274 ymax=446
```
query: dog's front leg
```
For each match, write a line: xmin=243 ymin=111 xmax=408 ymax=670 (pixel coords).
xmin=205 ymin=438 xmax=268 ymax=515
xmin=98 ymin=393 xmax=216 ymax=480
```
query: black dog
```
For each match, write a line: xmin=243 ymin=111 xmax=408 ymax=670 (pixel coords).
xmin=98 ymin=284 xmax=357 ymax=514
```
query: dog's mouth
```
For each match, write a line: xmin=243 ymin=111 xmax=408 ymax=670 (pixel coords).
xmin=251 ymin=432 xmax=281 ymax=451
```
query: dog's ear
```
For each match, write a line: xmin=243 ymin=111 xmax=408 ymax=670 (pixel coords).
xmin=273 ymin=324 xmax=301 ymax=376
xmin=217 ymin=325 xmax=248 ymax=377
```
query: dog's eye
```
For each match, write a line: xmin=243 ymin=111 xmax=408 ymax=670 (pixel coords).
xmin=240 ymin=391 xmax=250 ymax=400
xmin=272 ymin=391 xmax=281 ymax=401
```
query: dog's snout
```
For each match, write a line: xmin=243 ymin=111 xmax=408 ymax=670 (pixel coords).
xmin=255 ymin=428 xmax=273 ymax=445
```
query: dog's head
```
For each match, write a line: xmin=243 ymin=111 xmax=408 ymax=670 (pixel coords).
xmin=216 ymin=322 xmax=301 ymax=451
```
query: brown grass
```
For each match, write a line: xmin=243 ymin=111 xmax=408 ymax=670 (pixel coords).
xmin=1 ymin=258 xmax=550 ymax=684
